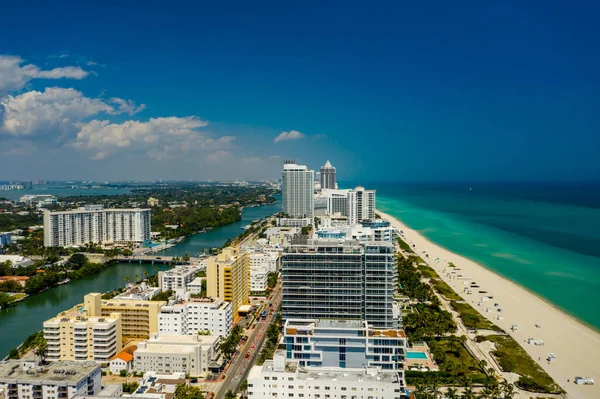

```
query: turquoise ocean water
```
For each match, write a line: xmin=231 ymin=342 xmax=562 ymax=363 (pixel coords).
xmin=366 ymin=182 xmax=600 ymax=330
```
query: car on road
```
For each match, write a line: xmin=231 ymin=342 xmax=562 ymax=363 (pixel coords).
xmin=251 ymin=344 xmax=255 ymax=349
xmin=245 ymin=352 xmax=250 ymax=359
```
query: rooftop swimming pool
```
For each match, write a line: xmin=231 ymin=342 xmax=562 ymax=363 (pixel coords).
xmin=406 ymin=351 xmax=428 ymax=360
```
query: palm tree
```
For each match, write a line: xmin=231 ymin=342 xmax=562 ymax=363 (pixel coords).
xmin=477 ymin=386 xmax=493 ymax=399
xmin=134 ymin=274 xmax=139 ymax=282
xmin=462 ymin=380 xmax=475 ymax=399
xmin=143 ymin=271 xmax=149 ymax=279
xmin=445 ymin=387 xmax=459 ymax=399
xmin=414 ymin=384 xmax=428 ymax=399
xmin=500 ymin=381 xmax=515 ymax=399
xmin=124 ymin=276 xmax=130 ymax=284
xmin=429 ymin=379 xmax=442 ymax=399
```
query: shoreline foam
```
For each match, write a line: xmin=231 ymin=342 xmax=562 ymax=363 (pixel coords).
xmin=378 ymin=209 xmax=600 ymax=399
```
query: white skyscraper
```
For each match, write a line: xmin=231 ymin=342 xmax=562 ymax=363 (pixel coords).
xmin=282 ymin=161 xmax=314 ymax=218
xmin=44 ymin=206 xmax=151 ymax=247
xmin=321 ymin=186 xmax=376 ymax=223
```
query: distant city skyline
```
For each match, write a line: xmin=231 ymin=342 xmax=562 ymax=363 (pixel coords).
xmin=1 ymin=2 xmax=599 ymax=182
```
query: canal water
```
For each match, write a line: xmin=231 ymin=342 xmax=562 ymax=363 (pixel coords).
xmin=0 ymin=196 xmax=280 ymax=357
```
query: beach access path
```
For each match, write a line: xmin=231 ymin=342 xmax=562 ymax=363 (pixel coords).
xmin=378 ymin=209 xmax=600 ymax=399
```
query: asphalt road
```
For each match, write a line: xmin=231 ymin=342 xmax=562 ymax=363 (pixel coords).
xmin=215 ymin=284 xmax=283 ymax=399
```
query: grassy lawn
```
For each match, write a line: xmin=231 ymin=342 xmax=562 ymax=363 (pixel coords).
xmin=431 ymin=279 xmax=463 ymax=301
xmin=477 ymin=335 xmax=563 ymax=394
xmin=417 ymin=264 xmax=438 ymax=279
xmin=397 ymin=237 xmax=414 ymax=253
xmin=450 ymin=301 xmax=501 ymax=331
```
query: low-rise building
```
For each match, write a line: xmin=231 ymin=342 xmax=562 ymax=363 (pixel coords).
xmin=185 ymin=277 xmax=205 ymax=295
xmin=113 ymin=283 xmax=161 ymax=301
xmin=0 ymin=276 xmax=29 ymax=287
xmin=158 ymin=297 xmax=232 ymax=338
xmin=247 ymin=351 xmax=406 ymax=399
xmin=43 ymin=312 xmax=122 ymax=363
xmin=0 ymin=255 xmax=34 ymax=268
xmin=134 ymin=334 xmax=218 ymax=377
xmin=0 ymin=360 xmax=101 ymax=399
xmin=109 ymin=345 xmax=137 ymax=375
xmin=283 ymin=319 xmax=406 ymax=372
xmin=159 ymin=266 xmax=198 ymax=291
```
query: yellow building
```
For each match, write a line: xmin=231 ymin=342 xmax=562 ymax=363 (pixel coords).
xmin=84 ymin=293 xmax=165 ymax=341
xmin=206 ymin=247 xmax=249 ymax=319
xmin=43 ymin=310 xmax=122 ymax=363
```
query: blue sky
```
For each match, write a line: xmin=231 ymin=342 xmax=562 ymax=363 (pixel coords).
xmin=1 ymin=1 xmax=599 ymax=181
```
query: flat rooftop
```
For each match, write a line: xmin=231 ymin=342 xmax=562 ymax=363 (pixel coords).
xmin=0 ymin=361 xmax=99 ymax=384
xmin=259 ymin=361 xmax=401 ymax=383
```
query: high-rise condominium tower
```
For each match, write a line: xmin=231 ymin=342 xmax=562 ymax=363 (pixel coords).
xmin=319 ymin=160 xmax=336 ymax=190
xmin=282 ymin=161 xmax=314 ymax=218
xmin=282 ymin=239 xmax=398 ymax=329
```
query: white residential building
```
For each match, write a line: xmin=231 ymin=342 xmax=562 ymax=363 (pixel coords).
xmin=185 ymin=277 xmax=205 ymax=295
xmin=43 ymin=313 xmax=123 ymax=363
xmin=114 ymin=283 xmax=161 ymax=301
xmin=282 ymin=161 xmax=314 ymax=218
xmin=43 ymin=206 xmax=151 ymax=247
xmin=157 ymin=297 xmax=232 ymax=338
xmin=0 ymin=361 xmax=101 ymax=399
xmin=248 ymin=351 xmax=406 ymax=399
xmin=159 ymin=266 xmax=198 ymax=291
xmin=320 ymin=186 xmax=376 ymax=224
xmin=249 ymin=251 xmax=279 ymax=293
xmin=134 ymin=334 xmax=218 ymax=376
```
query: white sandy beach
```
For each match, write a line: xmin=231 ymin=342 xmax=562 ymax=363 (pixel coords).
xmin=378 ymin=209 xmax=600 ymax=399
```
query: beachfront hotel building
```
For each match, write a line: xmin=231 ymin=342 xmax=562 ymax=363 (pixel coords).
xmin=84 ymin=293 xmax=165 ymax=340
xmin=283 ymin=319 xmax=406 ymax=371
xmin=43 ymin=206 xmax=151 ymax=247
xmin=0 ymin=360 xmax=101 ymax=399
xmin=319 ymin=160 xmax=337 ymax=190
xmin=248 ymin=351 xmax=406 ymax=399
xmin=282 ymin=239 xmax=398 ymax=329
xmin=133 ymin=334 xmax=218 ymax=377
xmin=320 ymin=186 xmax=377 ymax=224
xmin=248 ymin=251 xmax=279 ymax=293
xmin=43 ymin=313 xmax=122 ymax=363
xmin=206 ymin=247 xmax=249 ymax=318
xmin=157 ymin=297 xmax=232 ymax=338
xmin=282 ymin=161 xmax=314 ymax=218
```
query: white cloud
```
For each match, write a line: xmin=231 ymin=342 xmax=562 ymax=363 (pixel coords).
xmin=0 ymin=55 xmax=88 ymax=95
xmin=206 ymin=150 xmax=232 ymax=165
xmin=0 ymin=87 xmax=144 ymax=137
xmin=274 ymin=130 xmax=305 ymax=143
xmin=242 ymin=156 xmax=262 ymax=164
xmin=71 ymin=116 xmax=234 ymax=160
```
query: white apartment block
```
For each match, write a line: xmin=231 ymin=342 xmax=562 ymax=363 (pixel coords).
xmin=157 ymin=297 xmax=232 ymax=338
xmin=43 ymin=313 xmax=122 ymax=363
xmin=282 ymin=162 xmax=314 ymax=218
xmin=321 ymin=186 xmax=376 ymax=224
xmin=0 ymin=361 xmax=101 ymax=399
xmin=43 ymin=206 xmax=151 ymax=247
xmin=185 ymin=277 xmax=205 ymax=295
xmin=134 ymin=334 xmax=218 ymax=377
xmin=159 ymin=266 xmax=199 ymax=291
xmin=249 ymin=251 xmax=279 ymax=293
xmin=248 ymin=351 xmax=406 ymax=399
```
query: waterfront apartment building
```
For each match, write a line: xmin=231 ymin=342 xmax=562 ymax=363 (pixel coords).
xmin=282 ymin=161 xmax=314 ymax=218
xmin=134 ymin=334 xmax=218 ymax=377
xmin=282 ymin=239 xmax=398 ymax=329
xmin=206 ymin=247 xmax=249 ymax=318
xmin=43 ymin=313 xmax=122 ymax=363
xmin=283 ymin=319 xmax=406 ymax=371
xmin=361 ymin=219 xmax=394 ymax=241
xmin=0 ymin=360 xmax=101 ymax=399
xmin=43 ymin=206 xmax=151 ymax=247
xmin=248 ymin=351 xmax=405 ymax=399
xmin=319 ymin=160 xmax=337 ymax=190
xmin=159 ymin=266 xmax=199 ymax=291
xmin=84 ymin=293 xmax=165 ymax=340
xmin=157 ymin=297 xmax=232 ymax=338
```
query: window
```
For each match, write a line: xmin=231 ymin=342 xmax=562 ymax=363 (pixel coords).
xmin=341 ymin=387 xmax=347 ymax=391
xmin=325 ymin=387 xmax=330 ymax=390
xmin=264 ymin=377 xmax=270 ymax=380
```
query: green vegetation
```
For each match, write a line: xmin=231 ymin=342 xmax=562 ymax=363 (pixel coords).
xmin=397 ymin=255 xmax=435 ymax=302
xmin=0 ymin=292 xmax=17 ymax=308
xmin=122 ymin=382 xmax=139 ymax=394
xmin=150 ymin=290 xmax=173 ymax=302
xmin=267 ymin=272 xmax=278 ymax=289
xmin=417 ymin=264 xmax=438 ymax=279
xmin=300 ymin=224 xmax=313 ymax=236
xmin=407 ymin=371 xmax=490 ymax=386
xmin=257 ymin=312 xmax=283 ymax=365
xmin=224 ymin=390 xmax=236 ymax=399
xmin=5 ymin=331 xmax=46 ymax=359
xmin=403 ymin=304 xmax=456 ymax=341
xmin=152 ymin=205 xmax=241 ymax=238
xmin=0 ymin=280 xmax=24 ymax=292
xmin=220 ymin=324 xmax=243 ymax=358
xmin=431 ymin=279 xmax=462 ymax=301
xmin=174 ymin=384 xmax=205 ymax=399
xmin=450 ymin=301 xmax=500 ymax=331
xmin=427 ymin=337 xmax=486 ymax=378
xmin=397 ymin=236 xmax=414 ymax=253
xmin=477 ymin=335 xmax=562 ymax=393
